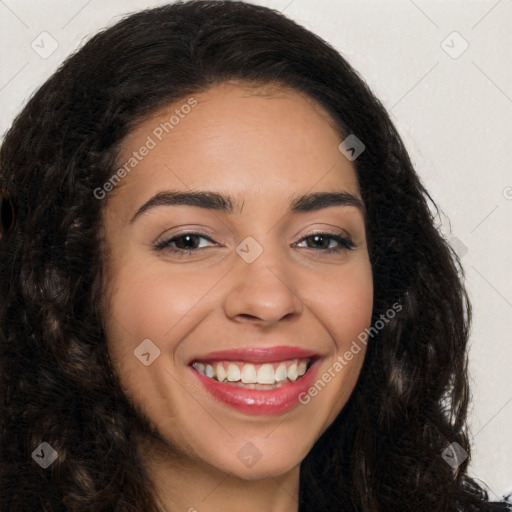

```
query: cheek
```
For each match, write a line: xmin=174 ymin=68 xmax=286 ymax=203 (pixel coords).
xmin=297 ymin=259 xmax=373 ymax=421
xmin=304 ymin=259 xmax=373 ymax=348
xmin=106 ymin=255 xmax=216 ymax=346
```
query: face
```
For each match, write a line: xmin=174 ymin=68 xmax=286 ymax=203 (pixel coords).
xmin=102 ymin=82 xmax=373 ymax=480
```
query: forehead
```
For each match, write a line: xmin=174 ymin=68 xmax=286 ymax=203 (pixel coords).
xmin=107 ymin=82 xmax=361 ymax=219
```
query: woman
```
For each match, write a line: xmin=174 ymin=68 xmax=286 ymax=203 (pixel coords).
xmin=0 ymin=1 xmax=509 ymax=511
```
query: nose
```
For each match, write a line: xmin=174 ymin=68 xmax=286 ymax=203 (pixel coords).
xmin=223 ymin=244 xmax=304 ymax=326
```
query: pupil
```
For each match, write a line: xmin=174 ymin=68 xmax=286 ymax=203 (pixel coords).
xmin=311 ymin=235 xmax=326 ymax=248
xmin=179 ymin=235 xmax=197 ymax=249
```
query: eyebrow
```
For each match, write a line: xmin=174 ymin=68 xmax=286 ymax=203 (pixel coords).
xmin=129 ymin=189 xmax=365 ymax=224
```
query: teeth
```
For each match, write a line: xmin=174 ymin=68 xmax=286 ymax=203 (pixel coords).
xmin=192 ymin=358 xmax=312 ymax=386
xmin=227 ymin=363 xmax=241 ymax=382
xmin=287 ymin=363 xmax=298 ymax=382
xmin=275 ymin=363 xmax=287 ymax=382
xmin=241 ymin=364 xmax=257 ymax=384
xmin=257 ymin=364 xmax=275 ymax=384
xmin=216 ymin=363 xmax=227 ymax=382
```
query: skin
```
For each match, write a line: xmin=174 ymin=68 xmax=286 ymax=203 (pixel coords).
xmin=102 ymin=82 xmax=373 ymax=512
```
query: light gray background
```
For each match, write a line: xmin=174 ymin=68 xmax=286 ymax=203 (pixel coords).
xmin=1 ymin=0 xmax=511 ymax=499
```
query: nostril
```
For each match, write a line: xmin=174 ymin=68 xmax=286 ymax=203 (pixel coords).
xmin=237 ymin=314 xmax=261 ymax=323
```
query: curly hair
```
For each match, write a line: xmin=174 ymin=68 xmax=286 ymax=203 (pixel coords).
xmin=0 ymin=1 xmax=508 ymax=511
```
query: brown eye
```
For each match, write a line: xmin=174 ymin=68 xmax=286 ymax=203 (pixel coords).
xmin=295 ymin=232 xmax=354 ymax=253
xmin=154 ymin=232 xmax=217 ymax=254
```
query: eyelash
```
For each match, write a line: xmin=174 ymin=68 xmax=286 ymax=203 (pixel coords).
xmin=153 ymin=231 xmax=355 ymax=256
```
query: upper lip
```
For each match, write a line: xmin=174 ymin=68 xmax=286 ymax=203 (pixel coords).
xmin=189 ymin=346 xmax=321 ymax=365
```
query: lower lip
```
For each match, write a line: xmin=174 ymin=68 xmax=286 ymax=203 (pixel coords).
xmin=191 ymin=359 xmax=321 ymax=415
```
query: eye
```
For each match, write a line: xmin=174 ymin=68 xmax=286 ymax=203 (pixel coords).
xmin=295 ymin=232 xmax=355 ymax=253
xmin=153 ymin=231 xmax=355 ymax=256
xmin=154 ymin=232 xmax=217 ymax=255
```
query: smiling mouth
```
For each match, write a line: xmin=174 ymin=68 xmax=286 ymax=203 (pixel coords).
xmin=191 ymin=358 xmax=313 ymax=390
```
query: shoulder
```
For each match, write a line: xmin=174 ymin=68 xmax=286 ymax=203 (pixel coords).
xmin=482 ymin=482 xmax=512 ymax=511
xmin=463 ymin=477 xmax=512 ymax=511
